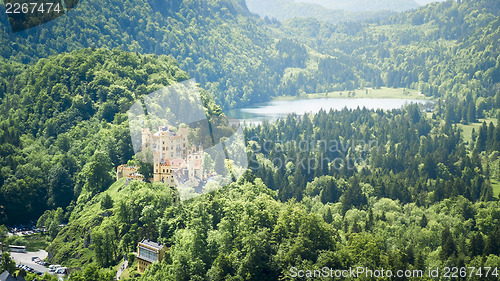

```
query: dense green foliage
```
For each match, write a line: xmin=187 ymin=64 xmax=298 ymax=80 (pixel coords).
xmin=0 ymin=0 xmax=312 ymax=108
xmin=2 ymin=0 xmax=497 ymax=111
xmin=247 ymin=104 xmax=494 ymax=204
xmin=277 ymin=0 xmax=500 ymax=100
xmin=1 ymin=0 xmax=500 ymax=280
xmin=0 ymin=48 xmax=189 ymax=224
xmin=46 ymin=179 xmax=177 ymax=267
xmin=134 ymin=182 xmax=500 ymax=281
xmin=46 ymin=172 xmax=500 ymax=280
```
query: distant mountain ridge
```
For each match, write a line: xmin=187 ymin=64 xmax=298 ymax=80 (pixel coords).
xmin=245 ymin=0 xmax=395 ymax=24
xmin=244 ymin=0 xmax=445 ymax=25
xmin=296 ymin=0 xmax=419 ymax=12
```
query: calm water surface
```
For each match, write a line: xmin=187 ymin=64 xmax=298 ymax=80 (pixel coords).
xmin=229 ymin=98 xmax=430 ymax=124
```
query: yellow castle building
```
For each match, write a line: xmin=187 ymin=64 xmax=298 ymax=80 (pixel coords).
xmin=117 ymin=126 xmax=203 ymax=185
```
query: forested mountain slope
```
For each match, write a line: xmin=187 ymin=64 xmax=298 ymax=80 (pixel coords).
xmin=1 ymin=0 xmax=500 ymax=280
xmin=276 ymin=0 xmax=500 ymax=101
xmin=1 ymin=0 xmax=499 ymax=227
xmin=1 ymin=0 xmax=498 ymax=112
xmin=0 ymin=0 xmax=311 ymax=108
xmin=0 ymin=48 xmax=193 ymax=224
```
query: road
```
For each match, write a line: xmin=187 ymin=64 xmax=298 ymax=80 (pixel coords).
xmin=116 ymin=260 xmax=128 ymax=280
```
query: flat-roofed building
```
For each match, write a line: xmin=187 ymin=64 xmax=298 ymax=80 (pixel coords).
xmin=136 ymin=239 xmax=166 ymax=273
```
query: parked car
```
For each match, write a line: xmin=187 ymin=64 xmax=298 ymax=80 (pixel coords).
xmin=55 ymin=267 xmax=67 ymax=275
xmin=48 ymin=265 xmax=61 ymax=272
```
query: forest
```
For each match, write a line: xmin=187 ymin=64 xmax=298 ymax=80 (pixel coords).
xmin=0 ymin=0 xmax=498 ymax=109
xmin=0 ymin=0 xmax=499 ymax=280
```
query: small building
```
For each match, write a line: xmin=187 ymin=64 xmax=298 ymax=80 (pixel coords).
xmin=8 ymin=245 xmax=26 ymax=253
xmin=136 ymin=239 xmax=166 ymax=273
xmin=153 ymin=160 xmax=176 ymax=186
xmin=117 ymin=165 xmax=140 ymax=181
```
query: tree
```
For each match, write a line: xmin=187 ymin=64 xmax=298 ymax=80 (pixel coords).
xmin=341 ymin=178 xmax=367 ymax=215
xmin=135 ymin=150 xmax=154 ymax=183
xmin=484 ymin=228 xmax=500 ymax=256
xmin=100 ymin=194 xmax=114 ymax=210
xmin=420 ymin=214 xmax=428 ymax=228
xmin=0 ymin=225 xmax=7 ymax=252
xmin=92 ymin=231 xmax=113 ymax=267
xmin=440 ymin=226 xmax=456 ymax=260
xmin=49 ymin=220 xmax=60 ymax=240
xmin=0 ymin=252 xmax=16 ymax=274
xmin=319 ymin=177 xmax=340 ymax=204
xmin=48 ymin=164 xmax=74 ymax=208
xmin=468 ymin=232 xmax=484 ymax=257
xmin=324 ymin=208 xmax=333 ymax=224
xmin=67 ymin=264 xmax=115 ymax=281
xmin=80 ymin=150 xmax=113 ymax=195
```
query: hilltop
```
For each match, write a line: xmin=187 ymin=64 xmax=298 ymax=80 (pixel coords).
xmin=0 ymin=47 xmax=220 ymax=225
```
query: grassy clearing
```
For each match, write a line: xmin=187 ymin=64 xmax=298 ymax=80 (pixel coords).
xmin=24 ymin=233 xmax=50 ymax=252
xmin=48 ymin=179 xmax=128 ymax=266
xmin=274 ymin=87 xmax=430 ymax=101
xmin=490 ymin=179 xmax=500 ymax=199
xmin=459 ymin=118 xmax=498 ymax=144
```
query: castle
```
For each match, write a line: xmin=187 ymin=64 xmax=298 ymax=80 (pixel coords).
xmin=117 ymin=126 xmax=203 ymax=187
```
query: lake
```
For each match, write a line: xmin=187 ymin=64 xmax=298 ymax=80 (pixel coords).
xmin=228 ymin=98 xmax=431 ymax=124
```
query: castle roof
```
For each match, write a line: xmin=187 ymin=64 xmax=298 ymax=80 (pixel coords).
xmin=159 ymin=159 xmax=172 ymax=165
xmin=139 ymin=239 xmax=164 ymax=251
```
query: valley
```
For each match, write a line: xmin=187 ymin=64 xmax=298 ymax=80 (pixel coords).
xmin=0 ymin=0 xmax=499 ymax=280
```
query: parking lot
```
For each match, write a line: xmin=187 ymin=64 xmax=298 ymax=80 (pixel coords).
xmin=10 ymin=250 xmax=50 ymax=275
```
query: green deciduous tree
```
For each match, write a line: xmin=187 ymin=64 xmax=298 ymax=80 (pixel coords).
xmin=80 ymin=151 xmax=113 ymax=195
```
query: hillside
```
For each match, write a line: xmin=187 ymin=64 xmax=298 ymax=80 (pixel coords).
xmin=275 ymin=0 xmax=500 ymax=101
xmin=1 ymin=0 xmax=500 ymax=280
xmin=46 ymin=178 xmax=177 ymax=267
xmin=0 ymin=0 xmax=311 ymax=109
xmin=1 ymin=0 xmax=499 ymax=228
xmin=1 ymin=0 xmax=498 ymax=111
xmin=0 ymin=47 xmax=211 ymax=225
xmin=1 ymin=0 xmax=499 ymax=227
